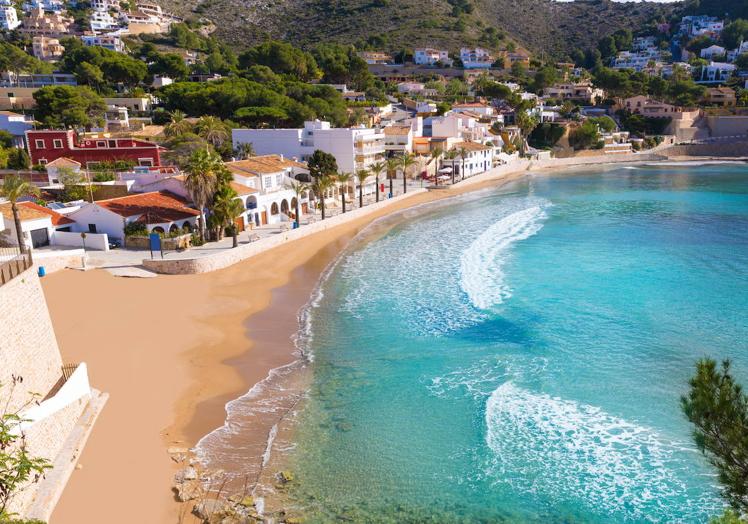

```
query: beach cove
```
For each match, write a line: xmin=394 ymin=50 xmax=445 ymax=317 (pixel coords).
xmin=39 ymin=157 xmax=748 ymax=522
xmin=42 ymin=162 xmax=532 ymax=523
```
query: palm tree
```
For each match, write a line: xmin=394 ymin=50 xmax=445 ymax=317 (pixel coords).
xmin=311 ymin=175 xmax=333 ymax=220
xmin=444 ymin=150 xmax=458 ymax=184
xmin=211 ymin=190 xmax=244 ymax=248
xmin=386 ymin=157 xmax=399 ymax=198
xmin=458 ymin=147 xmax=469 ymax=180
xmin=0 ymin=175 xmax=39 ymax=254
xmin=196 ymin=116 xmax=229 ymax=149
xmin=164 ymin=110 xmax=192 ymax=138
xmin=354 ymin=169 xmax=369 ymax=208
xmin=430 ymin=147 xmax=443 ymax=186
xmin=335 ymin=172 xmax=352 ymax=213
xmin=234 ymin=142 xmax=256 ymax=160
xmin=184 ymin=149 xmax=220 ymax=242
xmin=399 ymin=152 xmax=416 ymax=195
xmin=286 ymin=180 xmax=308 ymax=227
xmin=368 ymin=161 xmax=385 ymax=203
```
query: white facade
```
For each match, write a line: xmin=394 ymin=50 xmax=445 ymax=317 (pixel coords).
xmin=442 ymin=144 xmax=494 ymax=178
xmin=700 ymin=45 xmax=726 ymax=60
xmin=430 ymin=113 xmax=490 ymax=142
xmin=82 ymin=34 xmax=125 ymax=52
xmin=698 ymin=62 xmax=736 ymax=83
xmin=0 ymin=0 xmax=20 ymax=30
xmin=460 ymin=47 xmax=492 ymax=69
xmin=232 ymin=120 xmax=385 ymax=174
xmin=414 ymin=48 xmax=451 ymax=66
xmin=0 ymin=111 xmax=34 ymax=144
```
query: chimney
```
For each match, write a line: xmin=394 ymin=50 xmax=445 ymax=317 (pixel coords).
xmin=279 ymin=153 xmax=284 ymax=160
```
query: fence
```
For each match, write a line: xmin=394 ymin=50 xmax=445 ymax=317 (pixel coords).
xmin=0 ymin=246 xmax=32 ymax=287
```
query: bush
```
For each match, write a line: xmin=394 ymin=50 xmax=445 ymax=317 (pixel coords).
xmin=123 ymin=222 xmax=148 ymax=237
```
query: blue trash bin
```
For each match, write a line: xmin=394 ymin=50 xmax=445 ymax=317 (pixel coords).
xmin=38 ymin=266 xmax=46 ymax=277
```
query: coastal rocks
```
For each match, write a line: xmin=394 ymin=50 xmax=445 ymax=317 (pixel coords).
xmin=193 ymin=499 xmax=228 ymax=520
xmin=176 ymin=479 xmax=203 ymax=502
xmin=175 ymin=466 xmax=198 ymax=483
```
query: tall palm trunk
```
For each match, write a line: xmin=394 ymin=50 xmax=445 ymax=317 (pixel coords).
xmin=375 ymin=174 xmax=380 ymax=202
xmin=402 ymin=170 xmax=407 ymax=194
xmin=358 ymin=184 xmax=363 ymax=208
xmin=295 ymin=201 xmax=300 ymax=227
xmin=320 ymin=196 xmax=326 ymax=220
xmin=232 ymin=227 xmax=238 ymax=248
xmin=341 ymin=186 xmax=346 ymax=213
xmin=389 ymin=175 xmax=393 ymax=197
xmin=461 ymin=158 xmax=466 ymax=180
xmin=451 ymin=167 xmax=455 ymax=185
xmin=11 ymin=202 xmax=26 ymax=253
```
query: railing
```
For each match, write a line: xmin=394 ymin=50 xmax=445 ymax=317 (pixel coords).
xmin=0 ymin=247 xmax=33 ymax=287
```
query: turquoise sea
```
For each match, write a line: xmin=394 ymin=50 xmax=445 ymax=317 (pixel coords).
xmin=281 ymin=163 xmax=748 ymax=523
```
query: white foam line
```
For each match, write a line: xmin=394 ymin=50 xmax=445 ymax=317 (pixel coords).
xmin=460 ymin=204 xmax=548 ymax=310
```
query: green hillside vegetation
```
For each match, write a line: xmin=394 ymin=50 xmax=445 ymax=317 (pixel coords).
xmin=157 ymin=0 xmax=679 ymax=59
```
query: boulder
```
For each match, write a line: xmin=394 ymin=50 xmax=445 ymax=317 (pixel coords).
xmin=175 ymin=479 xmax=203 ymax=502
xmin=175 ymin=466 xmax=198 ymax=483
xmin=193 ymin=499 xmax=228 ymax=520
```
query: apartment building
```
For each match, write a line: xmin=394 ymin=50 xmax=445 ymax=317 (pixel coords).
xmin=31 ymin=35 xmax=64 ymax=61
xmin=232 ymin=120 xmax=386 ymax=174
xmin=414 ymin=48 xmax=452 ymax=66
xmin=0 ymin=0 xmax=21 ymax=30
xmin=460 ymin=47 xmax=493 ymax=69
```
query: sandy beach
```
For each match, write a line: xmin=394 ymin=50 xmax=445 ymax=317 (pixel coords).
xmin=42 ymin=169 xmax=530 ymax=524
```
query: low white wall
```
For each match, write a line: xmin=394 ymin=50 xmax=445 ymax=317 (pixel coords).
xmin=143 ymin=189 xmax=428 ymax=274
xmin=32 ymin=249 xmax=85 ymax=274
xmin=53 ymin=231 xmax=110 ymax=251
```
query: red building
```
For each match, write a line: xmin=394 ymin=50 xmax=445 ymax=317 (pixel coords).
xmin=25 ymin=130 xmax=163 ymax=168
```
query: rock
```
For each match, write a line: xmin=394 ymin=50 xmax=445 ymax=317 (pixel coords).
xmin=277 ymin=470 xmax=294 ymax=484
xmin=175 ymin=479 xmax=203 ymax=502
xmin=193 ymin=499 xmax=228 ymax=520
xmin=237 ymin=496 xmax=254 ymax=508
xmin=75 ymin=463 xmax=83 ymax=470
xmin=175 ymin=466 xmax=198 ymax=483
xmin=171 ymin=453 xmax=187 ymax=463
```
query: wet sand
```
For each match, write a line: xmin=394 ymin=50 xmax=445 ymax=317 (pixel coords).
xmin=43 ymin=175 xmax=528 ymax=523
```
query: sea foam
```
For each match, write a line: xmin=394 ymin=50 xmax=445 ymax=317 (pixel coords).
xmin=484 ymin=382 xmax=719 ymax=521
xmin=460 ymin=204 xmax=548 ymax=310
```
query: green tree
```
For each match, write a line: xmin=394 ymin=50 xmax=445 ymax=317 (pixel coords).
xmin=33 ymin=86 xmax=106 ymax=129
xmin=399 ymin=152 xmax=416 ymax=194
xmin=312 ymin=43 xmax=375 ymax=91
xmin=0 ymin=175 xmax=40 ymax=253
xmin=184 ymin=149 xmax=221 ymax=242
xmin=6 ymin=149 xmax=30 ymax=170
xmin=310 ymin=174 xmax=333 ymax=219
xmin=682 ymin=359 xmax=748 ymax=513
xmin=195 ymin=116 xmax=229 ymax=149
xmin=148 ymin=52 xmax=190 ymax=80
xmin=0 ymin=380 xmax=53 ymax=518
xmin=57 ymin=167 xmax=95 ymax=203
xmin=286 ymin=180 xmax=308 ymax=227
xmin=307 ymin=150 xmax=338 ymax=179
xmin=354 ymin=169 xmax=369 ymax=208
xmin=238 ymin=41 xmax=319 ymax=81
xmin=722 ymin=19 xmax=748 ymax=50
xmin=74 ymin=62 xmax=104 ymax=91
xmin=335 ymin=172 xmax=351 ymax=213
xmin=735 ymin=54 xmax=748 ymax=71
xmin=569 ymin=121 xmax=602 ymax=150
xmin=210 ymin=185 xmax=243 ymax=247
xmin=368 ymin=160 xmax=385 ymax=202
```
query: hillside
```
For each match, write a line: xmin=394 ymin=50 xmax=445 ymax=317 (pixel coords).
xmin=160 ymin=0 xmax=680 ymax=59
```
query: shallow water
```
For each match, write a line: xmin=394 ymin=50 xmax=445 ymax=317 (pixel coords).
xmin=282 ymin=164 xmax=748 ymax=522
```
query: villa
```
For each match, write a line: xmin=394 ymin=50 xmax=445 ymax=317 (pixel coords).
xmin=460 ymin=47 xmax=493 ymax=69
xmin=26 ymin=129 xmax=163 ymax=167
xmin=82 ymin=34 xmax=126 ymax=53
xmin=414 ymin=48 xmax=452 ymax=66
xmin=0 ymin=0 xmax=21 ymax=30
xmin=383 ymin=125 xmax=414 ymax=156
xmin=19 ymin=6 xmax=73 ymax=37
xmin=31 ymin=35 xmax=65 ymax=61
xmin=698 ymin=62 xmax=736 ymax=84
xmin=67 ymin=190 xmax=199 ymax=241
xmin=441 ymin=141 xmax=495 ymax=178
xmin=0 ymin=201 xmax=75 ymax=249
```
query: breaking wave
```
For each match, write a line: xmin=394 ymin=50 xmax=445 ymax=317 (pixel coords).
xmin=460 ymin=204 xmax=548 ymax=310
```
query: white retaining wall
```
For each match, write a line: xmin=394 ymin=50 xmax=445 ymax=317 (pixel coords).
xmin=53 ymin=231 xmax=109 ymax=251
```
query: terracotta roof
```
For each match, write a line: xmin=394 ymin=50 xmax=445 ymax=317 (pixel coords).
xmin=46 ymin=157 xmax=81 ymax=168
xmin=229 ymin=181 xmax=258 ymax=196
xmin=95 ymin=191 xmax=199 ymax=223
xmin=0 ymin=201 xmax=74 ymax=225
xmin=454 ymin=102 xmax=489 ymax=108
xmin=384 ymin=126 xmax=411 ymax=136
xmin=224 ymin=155 xmax=307 ymax=176
xmin=452 ymin=141 xmax=492 ymax=152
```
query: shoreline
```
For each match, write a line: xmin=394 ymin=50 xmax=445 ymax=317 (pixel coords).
xmin=42 ymin=157 xmax=743 ymax=523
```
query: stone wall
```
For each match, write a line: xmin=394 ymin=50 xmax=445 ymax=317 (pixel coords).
xmin=143 ymin=189 xmax=429 ymax=275
xmin=0 ymin=268 xmax=63 ymax=414
xmin=662 ymin=140 xmax=748 ymax=158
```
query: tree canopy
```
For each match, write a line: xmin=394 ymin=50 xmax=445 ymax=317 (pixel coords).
xmin=33 ymin=85 xmax=107 ymax=129
xmin=238 ymin=41 xmax=320 ymax=82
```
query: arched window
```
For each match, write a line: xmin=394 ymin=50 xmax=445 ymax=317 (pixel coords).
xmin=169 ymin=224 xmax=179 ymax=234
xmin=280 ymin=199 xmax=289 ymax=214
xmin=270 ymin=202 xmax=279 ymax=215
xmin=152 ymin=226 xmax=165 ymax=234
xmin=182 ymin=221 xmax=193 ymax=232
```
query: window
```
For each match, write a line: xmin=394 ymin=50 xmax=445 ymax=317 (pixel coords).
xmin=96 ymin=140 xmax=106 ymax=147
xmin=53 ymin=139 xmax=63 ymax=149
xmin=264 ymin=176 xmax=273 ymax=188
xmin=138 ymin=158 xmax=154 ymax=167
xmin=88 ymin=224 xmax=97 ymax=233
xmin=39 ymin=158 xmax=47 ymax=165
xmin=275 ymin=174 xmax=282 ymax=185
xmin=35 ymin=139 xmax=45 ymax=149
xmin=108 ymin=140 xmax=116 ymax=148
xmin=7 ymin=92 xmax=13 ymax=98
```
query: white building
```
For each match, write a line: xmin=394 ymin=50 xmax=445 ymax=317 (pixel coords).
xmin=224 ymin=155 xmax=310 ymax=226
xmin=89 ymin=9 xmax=120 ymax=31
xmin=0 ymin=110 xmax=34 ymax=145
xmin=0 ymin=0 xmax=21 ymax=30
xmin=383 ymin=125 xmax=413 ymax=155
xmin=414 ymin=48 xmax=451 ymax=66
xmin=460 ymin=47 xmax=493 ymax=69
xmin=82 ymin=34 xmax=126 ymax=52
xmin=698 ymin=62 xmax=737 ymax=83
xmin=232 ymin=120 xmax=386 ymax=174
xmin=0 ymin=200 xmax=76 ymax=249
xmin=430 ymin=113 xmax=490 ymax=142
xmin=700 ymin=45 xmax=726 ymax=60
xmin=441 ymin=142 xmax=494 ymax=179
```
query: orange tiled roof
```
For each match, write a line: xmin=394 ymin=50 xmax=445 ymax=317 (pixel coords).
xmin=384 ymin=126 xmax=411 ymax=136
xmin=452 ymin=141 xmax=492 ymax=152
xmin=224 ymin=155 xmax=307 ymax=176
xmin=229 ymin=181 xmax=258 ymax=195
xmin=96 ymin=191 xmax=199 ymax=223
xmin=0 ymin=201 xmax=74 ymax=225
